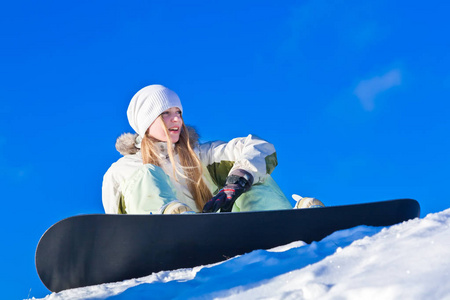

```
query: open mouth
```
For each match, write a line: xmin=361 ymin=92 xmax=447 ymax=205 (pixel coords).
xmin=168 ymin=127 xmax=180 ymax=133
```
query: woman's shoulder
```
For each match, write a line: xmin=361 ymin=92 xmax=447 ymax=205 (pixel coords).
xmin=110 ymin=152 xmax=142 ymax=168
xmin=105 ymin=152 xmax=143 ymax=180
xmin=104 ymin=132 xmax=142 ymax=174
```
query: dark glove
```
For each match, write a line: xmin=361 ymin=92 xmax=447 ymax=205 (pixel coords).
xmin=202 ymin=169 xmax=254 ymax=213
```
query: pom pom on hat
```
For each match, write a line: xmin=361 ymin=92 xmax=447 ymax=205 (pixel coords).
xmin=127 ymin=85 xmax=183 ymax=137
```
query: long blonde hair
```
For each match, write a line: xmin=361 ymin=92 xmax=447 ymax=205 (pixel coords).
xmin=140 ymin=116 xmax=213 ymax=210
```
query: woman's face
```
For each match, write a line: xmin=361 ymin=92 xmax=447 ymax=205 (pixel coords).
xmin=148 ymin=107 xmax=183 ymax=143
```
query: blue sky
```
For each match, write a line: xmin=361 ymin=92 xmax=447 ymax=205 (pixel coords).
xmin=1 ymin=0 xmax=449 ymax=298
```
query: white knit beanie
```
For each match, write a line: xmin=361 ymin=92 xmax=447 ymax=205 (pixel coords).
xmin=127 ymin=85 xmax=183 ymax=137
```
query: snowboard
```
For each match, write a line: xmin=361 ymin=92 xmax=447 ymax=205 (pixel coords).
xmin=36 ymin=198 xmax=420 ymax=292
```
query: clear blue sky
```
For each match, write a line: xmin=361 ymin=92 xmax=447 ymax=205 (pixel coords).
xmin=1 ymin=0 xmax=449 ymax=298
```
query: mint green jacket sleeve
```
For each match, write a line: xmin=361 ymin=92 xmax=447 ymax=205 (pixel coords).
xmin=120 ymin=164 xmax=179 ymax=214
xmin=196 ymin=134 xmax=278 ymax=188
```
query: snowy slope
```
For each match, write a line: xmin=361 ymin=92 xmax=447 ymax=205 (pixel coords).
xmin=34 ymin=209 xmax=450 ymax=300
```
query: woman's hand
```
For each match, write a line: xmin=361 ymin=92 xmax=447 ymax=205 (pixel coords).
xmin=159 ymin=201 xmax=195 ymax=214
xmin=202 ymin=170 xmax=253 ymax=213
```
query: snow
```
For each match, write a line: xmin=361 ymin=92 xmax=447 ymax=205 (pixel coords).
xmin=32 ymin=209 xmax=450 ymax=300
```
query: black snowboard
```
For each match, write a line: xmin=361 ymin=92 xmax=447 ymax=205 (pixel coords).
xmin=36 ymin=199 xmax=420 ymax=292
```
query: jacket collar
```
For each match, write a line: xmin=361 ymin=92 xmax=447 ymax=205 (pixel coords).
xmin=155 ymin=142 xmax=176 ymax=160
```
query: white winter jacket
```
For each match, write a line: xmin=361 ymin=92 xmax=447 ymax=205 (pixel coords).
xmin=102 ymin=132 xmax=279 ymax=214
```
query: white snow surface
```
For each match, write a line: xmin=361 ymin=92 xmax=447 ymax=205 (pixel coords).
xmin=33 ymin=209 xmax=450 ymax=300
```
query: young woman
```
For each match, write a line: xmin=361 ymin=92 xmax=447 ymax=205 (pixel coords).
xmin=102 ymin=84 xmax=296 ymax=214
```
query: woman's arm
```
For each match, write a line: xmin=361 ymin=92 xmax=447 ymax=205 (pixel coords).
xmin=102 ymin=169 xmax=121 ymax=214
xmin=120 ymin=164 xmax=180 ymax=214
xmin=197 ymin=134 xmax=278 ymax=188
